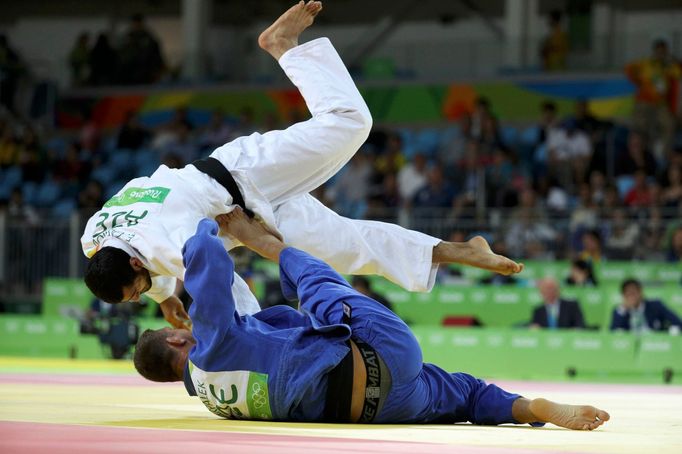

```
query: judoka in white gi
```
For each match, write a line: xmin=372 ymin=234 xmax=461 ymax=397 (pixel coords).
xmin=82 ymin=1 xmax=522 ymax=328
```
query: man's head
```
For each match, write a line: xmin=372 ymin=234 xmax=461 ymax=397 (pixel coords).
xmin=84 ymin=247 xmax=152 ymax=304
xmin=621 ymin=278 xmax=643 ymax=310
xmin=352 ymin=276 xmax=371 ymax=296
xmin=134 ymin=328 xmax=195 ymax=382
xmin=537 ymin=278 xmax=560 ymax=305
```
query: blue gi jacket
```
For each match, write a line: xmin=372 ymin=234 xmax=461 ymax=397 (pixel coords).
xmin=181 ymin=219 xmax=350 ymax=421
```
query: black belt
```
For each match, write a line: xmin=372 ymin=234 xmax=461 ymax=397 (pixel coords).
xmin=191 ymin=157 xmax=254 ymax=218
xmin=323 ymin=303 xmax=391 ymax=423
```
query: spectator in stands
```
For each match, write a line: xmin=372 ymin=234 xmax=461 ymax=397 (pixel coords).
xmin=616 ymin=131 xmax=657 ymax=177
xmin=78 ymin=180 xmax=105 ymax=219
xmin=505 ymin=188 xmax=557 ymax=259
xmin=578 ymin=229 xmax=603 ymax=264
xmin=375 ymin=132 xmax=406 ymax=178
xmin=0 ymin=34 xmax=25 ymax=113
xmin=413 ymin=166 xmax=457 ymax=208
xmin=660 ymin=165 xmax=682 ymax=209
xmin=462 ymin=97 xmax=493 ymax=143
xmin=0 ymin=123 xmax=19 ymax=169
xmin=331 ymin=152 xmax=372 ymax=218
xmin=6 ymin=187 xmax=39 ymax=225
xmin=69 ymin=32 xmax=91 ymax=86
xmin=398 ymin=152 xmax=428 ymax=206
xmin=624 ymin=170 xmax=654 ymax=208
xmin=79 ymin=112 xmax=101 ymax=152
xmin=351 ymin=276 xmax=393 ymax=312
xmin=604 ymin=208 xmax=639 ymax=260
xmin=625 ymin=39 xmax=681 ymax=157
xmin=530 ymin=278 xmax=585 ymax=329
xmin=589 ymin=170 xmax=607 ymax=205
xmin=546 ymin=119 xmax=592 ymax=189
xmin=565 ymin=259 xmax=597 ymax=287
xmin=19 ymin=128 xmax=47 ymax=184
xmin=89 ymin=33 xmax=118 ymax=86
xmin=198 ymin=109 xmax=232 ymax=151
xmin=538 ymin=101 xmax=559 ymax=145
xmin=116 ymin=111 xmax=150 ymax=150
xmin=611 ymin=278 xmax=682 ymax=334
xmin=54 ymin=142 xmax=91 ymax=186
xmin=117 ymin=14 xmax=166 ymax=85
xmin=161 ymin=152 xmax=184 ymax=169
xmin=568 ymin=100 xmax=602 ymax=137
xmin=570 ymin=184 xmax=599 ymax=233
xmin=540 ymin=10 xmax=568 ymax=71
xmin=667 ymin=226 xmax=682 ymax=262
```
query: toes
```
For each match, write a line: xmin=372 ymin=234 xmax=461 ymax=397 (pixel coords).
xmin=597 ymin=409 xmax=610 ymax=421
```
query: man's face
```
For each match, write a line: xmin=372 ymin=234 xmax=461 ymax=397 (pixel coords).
xmin=121 ymin=269 xmax=152 ymax=303
xmin=622 ymin=284 xmax=642 ymax=309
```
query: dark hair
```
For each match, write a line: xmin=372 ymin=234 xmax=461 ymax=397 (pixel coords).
xmin=621 ymin=278 xmax=642 ymax=294
xmin=549 ymin=10 xmax=563 ymax=24
xmin=84 ymin=247 xmax=136 ymax=303
xmin=542 ymin=101 xmax=557 ymax=112
xmin=134 ymin=330 xmax=179 ymax=382
xmin=352 ymin=276 xmax=371 ymax=290
xmin=653 ymin=39 xmax=668 ymax=50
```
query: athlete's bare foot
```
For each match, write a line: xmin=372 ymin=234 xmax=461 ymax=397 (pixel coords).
xmin=258 ymin=0 xmax=323 ymax=60
xmin=216 ymin=208 xmax=286 ymax=262
xmin=432 ymin=236 xmax=523 ymax=276
xmin=529 ymin=398 xmax=610 ymax=431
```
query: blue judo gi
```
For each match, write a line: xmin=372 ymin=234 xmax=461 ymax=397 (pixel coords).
xmin=182 ymin=219 xmax=528 ymax=425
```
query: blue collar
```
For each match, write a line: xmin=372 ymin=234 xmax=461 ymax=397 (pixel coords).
xmin=183 ymin=362 xmax=196 ymax=396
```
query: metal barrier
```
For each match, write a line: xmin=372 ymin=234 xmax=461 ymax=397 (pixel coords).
xmin=0 ymin=207 xmax=679 ymax=302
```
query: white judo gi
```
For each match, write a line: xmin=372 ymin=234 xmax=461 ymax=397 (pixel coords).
xmin=81 ymin=38 xmax=439 ymax=315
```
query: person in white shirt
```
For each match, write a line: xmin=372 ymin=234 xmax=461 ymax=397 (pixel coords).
xmin=82 ymin=1 xmax=523 ymax=329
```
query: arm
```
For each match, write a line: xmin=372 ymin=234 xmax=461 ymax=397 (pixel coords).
xmin=656 ymin=301 xmax=682 ymax=329
xmin=182 ymin=218 xmax=238 ymax=336
xmin=159 ymin=295 xmax=191 ymax=330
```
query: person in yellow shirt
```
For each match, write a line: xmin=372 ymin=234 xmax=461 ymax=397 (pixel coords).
xmin=541 ymin=10 xmax=569 ymax=71
xmin=625 ymin=39 xmax=681 ymax=157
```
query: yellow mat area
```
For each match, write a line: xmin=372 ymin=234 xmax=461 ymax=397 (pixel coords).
xmin=1 ymin=357 xmax=681 ymax=453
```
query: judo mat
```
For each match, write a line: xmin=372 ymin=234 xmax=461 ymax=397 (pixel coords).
xmin=1 ymin=357 xmax=680 ymax=454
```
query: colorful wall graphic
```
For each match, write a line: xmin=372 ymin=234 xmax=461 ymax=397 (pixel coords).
xmin=56 ymin=76 xmax=636 ymax=130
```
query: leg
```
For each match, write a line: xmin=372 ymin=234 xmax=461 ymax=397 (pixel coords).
xmin=274 ymin=194 xmax=522 ymax=294
xmin=211 ymin=3 xmax=372 ymax=206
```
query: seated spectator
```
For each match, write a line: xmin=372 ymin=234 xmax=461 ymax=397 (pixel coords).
xmin=660 ymin=165 xmax=682 ymax=209
xmin=330 ymin=152 xmax=372 ymax=218
xmin=569 ymin=183 xmax=599 ymax=232
xmin=462 ymin=97 xmax=493 ymax=142
xmin=565 ymin=259 xmax=598 ymax=287
xmin=610 ymin=278 xmax=682 ymax=333
xmin=667 ymin=226 xmax=682 ymax=262
xmin=505 ymin=188 xmax=557 ymax=259
xmin=569 ymin=100 xmax=602 ymax=137
xmin=374 ymin=132 xmax=406 ymax=177
xmin=116 ymin=111 xmax=150 ymax=150
xmin=616 ymin=131 xmax=657 ymax=177
xmin=198 ymin=109 xmax=232 ymax=151
xmin=6 ymin=187 xmax=39 ymax=225
xmin=624 ymin=170 xmax=654 ymax=207
xmin=397 ymin=153 xmax=427 ymax=205
xmin=604 ymin=208 xmax=640 ymax=260
xmin=546 ymin=120 xmax=592 ymax=189
xmin=54 ymin=143 xmax=91 ymax=185
xmin=530 ymin=278 xmax=585 ymax=329
xmin=78 ymin=180 xmax=105 ymax=219
xmin=351 ymin=276 xmax=393 ymax=312
xmin=0 ymin=124 xmax=19 ymax=169
xmin=578 ymin=229 xmax=603 ymax=264
xmin=412 ymin=166 xmax=457 ymax=208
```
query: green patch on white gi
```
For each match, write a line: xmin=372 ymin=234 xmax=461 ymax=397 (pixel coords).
xmin=189 ymin=361 xmax=273 ymax=420
xmin=104 ymin=187 xmax=171 ymax=207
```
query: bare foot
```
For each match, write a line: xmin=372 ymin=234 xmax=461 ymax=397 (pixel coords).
xmin=216 ymin=208 xmax=286 ymax=262
xmin=529 ymin=398 xmax=610 ymax=431
xmin=258 ymin=1 xmax=323 ymax=60
xmin=433 ymin=236 xmax=524 ymax=276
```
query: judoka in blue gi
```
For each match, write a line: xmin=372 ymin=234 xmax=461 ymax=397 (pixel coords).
xmin=133 ymin=209 xmax=610 ymax=430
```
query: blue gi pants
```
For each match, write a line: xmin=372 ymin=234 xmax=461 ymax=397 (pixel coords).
xmin=279 ymin=247 xmax=522 ymax=425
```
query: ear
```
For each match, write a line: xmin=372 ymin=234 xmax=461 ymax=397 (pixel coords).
xmin=129 ymin=257 xmax=145 ymax=271
xmin=165 ymin=336 xmax=187 ymax=348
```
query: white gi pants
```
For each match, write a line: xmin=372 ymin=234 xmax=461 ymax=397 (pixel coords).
xmin=208 ymin=38 xmax=439 ymax=314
